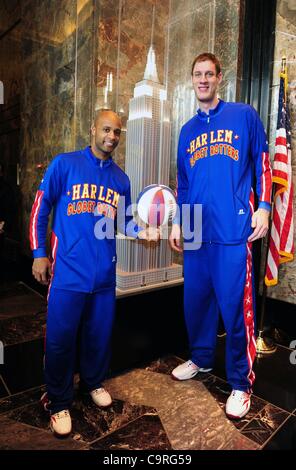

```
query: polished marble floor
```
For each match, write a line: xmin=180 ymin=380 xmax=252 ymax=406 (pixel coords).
xmin=0 ymin=282 xmax=295 ymax=451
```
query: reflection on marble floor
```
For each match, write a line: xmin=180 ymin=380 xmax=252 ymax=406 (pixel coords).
xmin=0 ymin=354 xmax=294 ymax=450
xmin=0 ymin=414 xmax=87 ymax=450
xmin=104 ymin=368 xmax=259 ymax=450
xmin=0 ymin=281 xmax=295 ymax=450
xmin=7 ymin=394 xmax=156 ymax=444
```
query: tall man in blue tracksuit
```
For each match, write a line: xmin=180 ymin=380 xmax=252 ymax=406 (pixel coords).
xmin=30 ymin=109 xmax=159 ymax=436
xmin=169 ymin=53 xmax=272 ymax=419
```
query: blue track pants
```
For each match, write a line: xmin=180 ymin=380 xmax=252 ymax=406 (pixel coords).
xmin=184 ymin=242 xmax=256 ymax=392
xmin=45 ymin=287 xmax=115 ymax=413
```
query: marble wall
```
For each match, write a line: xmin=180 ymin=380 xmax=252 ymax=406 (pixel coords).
xmin=18 ymin=0 xmax=296 ymax=306
xmin=167 ymin=0 xmax=241 ymax=187
xmin=0 ymin=1 xmax=22 ymax=240
xmin=95 ymin=0 xmax=169 ymax=170
xmin=93 ymin=0 xmax=241 ymax=269
xmin=20 ymin=0 xmax=95 ymax=249
xmin=0 ymin=0 xmax=21 ymax=108
xmin=19 ymin=0 xmax=170 ymax=251
xmin=18 ymin=0 xmax=242 ymax=253
xmin=24 ymin=0 xmax=239 ymax=183
xmin=166 ymin=0 xmax=241 ymax=266
xmin=264 ymin=0 xmax=296 ymax=304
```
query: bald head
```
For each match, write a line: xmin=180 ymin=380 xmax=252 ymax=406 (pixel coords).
xmin=91 ymin=109 xmax=122 ymax=160
xmin=93 ymin=109 xmax=121 ymax=127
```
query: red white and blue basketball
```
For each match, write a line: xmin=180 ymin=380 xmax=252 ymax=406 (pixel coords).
xmin=136 ymin=184 xmax=177 ymax=227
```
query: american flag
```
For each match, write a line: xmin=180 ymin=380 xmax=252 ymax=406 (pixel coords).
xmin=265 ymin=64 xmax=294 ymax=286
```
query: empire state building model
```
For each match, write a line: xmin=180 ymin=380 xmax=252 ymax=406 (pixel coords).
xmin=116 ymin=44 xmax=182 ymax=290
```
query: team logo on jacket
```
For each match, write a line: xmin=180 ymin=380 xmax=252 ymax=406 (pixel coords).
xmin=188 ymin=129 xmax=240 ymax=167
xmin=67 ymin=183 xmax=119 ymax=219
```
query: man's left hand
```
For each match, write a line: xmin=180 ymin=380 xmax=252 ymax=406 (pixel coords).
xmin=138 ymin=226 xmax=160 ymax=242
xmin=248 ymin=208 xmax=270 ymax=242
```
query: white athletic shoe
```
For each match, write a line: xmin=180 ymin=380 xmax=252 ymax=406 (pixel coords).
xmin=225 ymin=390 xmax=251 ymax=419
xmin=50 ymin=409 xmax=72 ymax=436
xmin=90 ymin=387 xmax=112 ymax=407
xmin=171 ymin=360 xmax=213 ymax=380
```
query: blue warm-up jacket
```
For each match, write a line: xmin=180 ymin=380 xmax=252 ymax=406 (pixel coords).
xmin=29 ymin=146 xmax=141 ymax=292
xmin=176 ymin=100 xmax=272 ymax=244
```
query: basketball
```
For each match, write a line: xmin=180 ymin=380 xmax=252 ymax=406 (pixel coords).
xmin=136 ymin=184 xmax=177 ymax=226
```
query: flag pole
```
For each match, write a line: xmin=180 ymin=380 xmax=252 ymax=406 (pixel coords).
xmin=255 ymin=56 xmax=287 ymax=354
xmin=256 ymin=218 xmax=277 ymax=354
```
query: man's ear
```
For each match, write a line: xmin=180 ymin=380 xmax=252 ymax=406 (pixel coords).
xmin=91 ymin=124 xmax=96 ymax=136
xmin=217 ymin=72 xmax=223 ymax=84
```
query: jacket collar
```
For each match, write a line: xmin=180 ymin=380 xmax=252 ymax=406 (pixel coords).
xmin=197 ymin=99 xmax=225 ymax=120
xmin=84 ymin=146 xmax=113 ymax=168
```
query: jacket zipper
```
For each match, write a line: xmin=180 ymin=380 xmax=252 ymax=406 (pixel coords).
xmin=93 ymin=161 xmax=104 ymax=290
xmin=207 ymin=115 xmax=212 ymax=243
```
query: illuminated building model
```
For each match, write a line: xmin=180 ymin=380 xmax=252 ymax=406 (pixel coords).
xmin=116 ymin=42 xmax=182 ymax=290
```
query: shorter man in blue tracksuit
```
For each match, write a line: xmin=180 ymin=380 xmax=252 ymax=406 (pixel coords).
xmin=169 ymin=53 xmax=272 ymax=419
xmin=30 ymin=109 xmax=159 ymax=436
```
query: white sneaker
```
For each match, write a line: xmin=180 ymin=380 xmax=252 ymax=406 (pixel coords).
xmin=171 ymin=360 xmax=213 ymax=380
xmin=90 ymin=387 xmax=112 ymax=407
xmin=50 ymin=409 xmax=72 ymax=436
xmin=226 ymin=390 xmax=251 ymax=419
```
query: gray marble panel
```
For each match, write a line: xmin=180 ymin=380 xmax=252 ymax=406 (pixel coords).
xmin=277 ymin=0 xmax=296 ymax=36
xmin=274 ymin=30 xmax=296 ymax=65
xmin=169 ymin=0 xmax=213 ymax=23
xmin=214 ymin=0 xmax=240 ymax=89
xmin=168 ymin=4 xmax=212 ymax=91
xmin=168 ymin=3 xmax=212 ymax=182
xmin=75 ymin=0 xmax=95 ymax=149
xmin=167 ymin=1 xmax=240 ymax=182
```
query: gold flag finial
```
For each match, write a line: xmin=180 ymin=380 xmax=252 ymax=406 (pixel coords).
xmin=280 ymin=56 xmax=288 ymax=101
xmin=281 ymin=56 xmax=286 ymax=73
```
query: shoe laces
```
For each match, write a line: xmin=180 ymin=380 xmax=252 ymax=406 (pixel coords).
xmin=231 ymin=390 xmax=249 ymax=402
xmin=54 ymin=410 xmax=69 ymax=419
xmin=187 ymin=360 xmax=197 ymax=369
xmin=92 ymin=387 xmax=106 ymax=395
